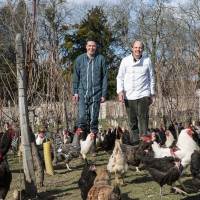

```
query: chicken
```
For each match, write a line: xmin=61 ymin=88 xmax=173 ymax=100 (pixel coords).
xmin=35 ymin=130 xmax=46 ymax=145
xmin=151 ymin=128 xmax=200 ymax=167
xmin=58 ymin=130 xmax=81 ymax=170
xmin=80 ymin=132 xmax=95 ymax=160
xmin=121 ymin=140 xmax=153 ymax=172
xmin=168 ymin=123 xmax=178 ymax=141
xmin=164 ymin=130 xmax=175 ymax=148
xmin=78 ymin=161 xmax=97 ymax=200
xmin=63 ymin=129 xmax=72 ymax=144
xmin=95 ymin=133 xmax=101 ymax=148
xmin=121 ymin=144 xmax=139 ymax=166
xmin=117 ymin=127 xmax=131 ymax=145
xmin=107 ymin=139 xmax=128 ymax=184
xmin=150 ymin=128 xmax=166 ymax=145
xmin=190 ymin=150 xmax=200 ymax=188
xmin=87 ymin=168 xmax=121 ymax=200
xmin=0 ymin=131 xmax=12 ymax=199
xmin=141 ymin=155 xmax=184 ymax=198
xmin=101 ymin=128 xmax=116 ymax=151
xmin=0 ymin=161 xmax=12 ymax=199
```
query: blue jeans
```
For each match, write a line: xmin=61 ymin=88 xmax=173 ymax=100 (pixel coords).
xmin=78 ymin=95 xmax=101 ymax=135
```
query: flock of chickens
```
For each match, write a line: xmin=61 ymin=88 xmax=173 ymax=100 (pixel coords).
xmin=76 ymin=126 xmax=200 ymax=199
xmin=1 ymin=124 xmax=200 ymax=200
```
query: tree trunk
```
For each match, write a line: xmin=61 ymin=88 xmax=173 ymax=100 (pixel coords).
xmin=16 ymin=33 xmax=37 ymax=197
xmin=63 ymin=83 xmax=69 ymax=129
xmin=31 ymin=141 xmax=44 ymax=187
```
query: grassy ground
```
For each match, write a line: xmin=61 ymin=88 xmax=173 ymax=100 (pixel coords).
xmin=5 ymin=150 xmax=200 ymax=200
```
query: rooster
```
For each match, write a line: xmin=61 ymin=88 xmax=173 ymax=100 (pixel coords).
xmin=57 ymin=129 xmax=81 ymax=170
xmin=87 ymin=168 xmax=121 ymax=200
xmin=151 ymin=128 xmax=200 ymax=167
xmin=107 ymin=139 xmax=128 ymax=184
xmin=141 ymin=155 xmax=185 ymax=198
xmin=80 ymin=132 xmax=95 ymax=161
xmin=121 ymin=140 xmax=153 ymax=172
xmin=78 ymin=161 xmax=97 ymax=200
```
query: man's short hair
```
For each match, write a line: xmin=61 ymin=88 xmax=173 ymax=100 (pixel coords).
xmin=131 ymin=39 xmax=144 ymax=49
xmin=86 ymin=38 xmax=97 ymax=45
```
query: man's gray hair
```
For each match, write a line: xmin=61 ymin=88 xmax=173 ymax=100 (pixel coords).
xmin=131 ymin=40 xmax=144 ymax=49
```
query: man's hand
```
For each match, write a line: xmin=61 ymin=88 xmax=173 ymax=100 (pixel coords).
xmin=118 ymin=91 xmax=125 ymax=103
xmin=72 ymin=94 xmax=79 ymax=104
xmin=100 ymin=97 xmax=106 ymax=103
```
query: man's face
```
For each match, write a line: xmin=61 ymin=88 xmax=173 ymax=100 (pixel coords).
xmin=86 ymin=41 xmax=97 ymax=56
xmin=132 ymin=41 xmax=143 ymax=59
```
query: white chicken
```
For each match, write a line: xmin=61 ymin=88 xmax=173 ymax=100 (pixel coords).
xmin=80 ymin=132 xmax=95 ymax=160
xmin=165 ymin=130 xmax=175 ymax=147
xmin=152 ymin=128 xmax=200 ymax=167
xmin=107 ymin=139 xmax=128 ymax=184
xmin=35 ymin=132 xmax=45 ymax=145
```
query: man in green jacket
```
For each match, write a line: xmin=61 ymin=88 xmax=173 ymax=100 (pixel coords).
xmin=72 ymin=39 xmax=108 ymax=147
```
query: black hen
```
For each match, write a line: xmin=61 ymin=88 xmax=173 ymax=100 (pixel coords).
xmin=0 ymin=160 xmax=12 ymax=199
xmin=141 ymin=155 xmax=183 ymax=197
xmin=78 ymin=162 xmax=97 ymax=200
xmin=101 ymin=128 xmax=116 ymax=151
xmin=190 ymin=150 xmax=200 ymax=187
xmin=121 ymin=140 xmax=153 ymax=172
xmin=0 ymin=131 xmax=12 ymax=199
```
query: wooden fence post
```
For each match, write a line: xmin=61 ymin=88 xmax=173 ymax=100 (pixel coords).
xmin=16 ymin=33 xmax=37 ymax=197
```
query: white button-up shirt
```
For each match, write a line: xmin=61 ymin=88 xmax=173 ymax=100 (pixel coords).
xmin=117 ymin=54 xmax=155 ymax=100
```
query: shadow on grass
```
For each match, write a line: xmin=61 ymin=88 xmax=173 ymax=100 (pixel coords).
xmin=121 ymin=192 xmax=139 ymax=200
xmin=65 ymin=185 xmax=79 ymax=191
xmin=96 ymin=162 xmax=109 ymax=167
xmin=96 ymin=151 xmax=111 ymax=156
xmin=181 ymin=193 xmax=200 ymax=200
xmin=127 ymin=175 xmax=153 ymax=184
xmin=181 ymin=179 xmax=200 ymax=194
xmin=96 ymin=157 xmax=109 ymax=162
xmin=181 ymin=173 xmax=193 ymax=178
xmin=53 ymin=163 xmax=68 ymax=170
xmin=39 ymin=188 xmax=71 ymax=200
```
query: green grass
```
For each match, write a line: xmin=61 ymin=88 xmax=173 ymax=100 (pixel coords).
xmin=6 ymin=150 xmax=200 ymax=200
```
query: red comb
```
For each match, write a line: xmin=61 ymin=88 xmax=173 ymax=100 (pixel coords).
xmin=76 ymin=128 xmax=83 ymax=135
xmin=186 ymin=128 xmax=193 ymax=136
xmin=141 ymin=134 xmax=152 ymax=142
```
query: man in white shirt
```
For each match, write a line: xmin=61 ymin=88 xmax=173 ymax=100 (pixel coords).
xmin=117 ymin=40 xmax=155 ymax=145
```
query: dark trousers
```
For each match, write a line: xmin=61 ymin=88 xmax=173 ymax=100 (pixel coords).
xmin=125 ymin=97 xmax=150 ymax=144
xmin=78 ymin=95 xmax=101 ymax=137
